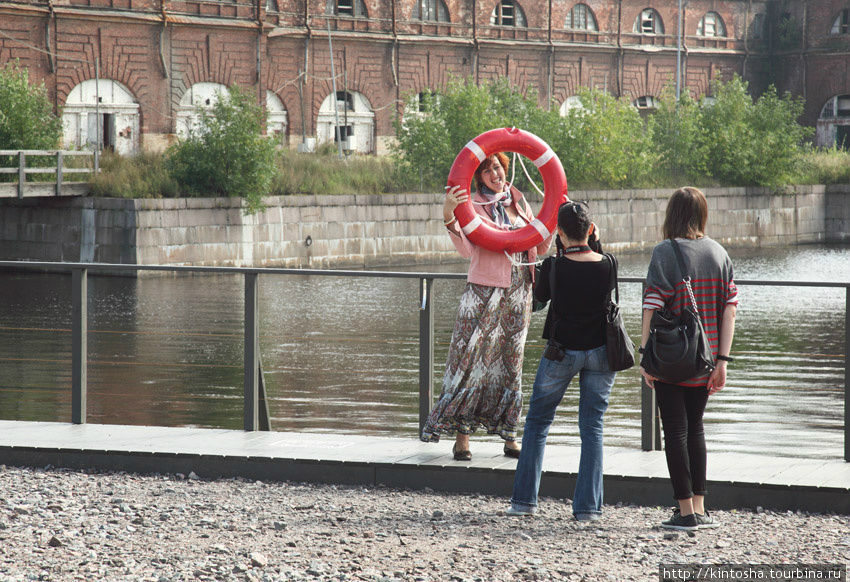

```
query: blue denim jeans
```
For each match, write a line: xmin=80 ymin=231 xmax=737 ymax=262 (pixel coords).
xmin=510 ymin=343 xmax=615 ymax=517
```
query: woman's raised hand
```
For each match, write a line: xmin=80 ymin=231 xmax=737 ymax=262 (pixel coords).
xmin=444 ymin=185 xmax=468 ymax=222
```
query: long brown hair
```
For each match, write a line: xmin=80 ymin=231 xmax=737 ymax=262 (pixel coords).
xmin=473 ymin=152 xmax=510 ymax=192
xmin=662 ymin=187 xmax=708 ymax=240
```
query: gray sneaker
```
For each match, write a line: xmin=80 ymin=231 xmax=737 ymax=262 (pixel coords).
xmin=505 ymin=505 xmax=536 ymax=516
xmin=661 ymin=510 xmax=698 ymax=531
xmin=695 ymin=510 xmax=720 ymax=529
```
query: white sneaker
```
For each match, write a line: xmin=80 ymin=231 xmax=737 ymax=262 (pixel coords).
xmin=505 ymin=506 xmax=536 ymax=516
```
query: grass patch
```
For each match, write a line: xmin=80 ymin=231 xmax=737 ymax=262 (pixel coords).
xmin=89 ymin=151 xmax=178 ymax=198
xmin=794 ymin=146 xmax=850 ymax=184
xmin=271 ymin=146 xmax=405 ymax=195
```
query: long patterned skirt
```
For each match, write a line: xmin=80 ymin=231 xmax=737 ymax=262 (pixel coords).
xmin=421 ymin=263 xmax=532 ymax=443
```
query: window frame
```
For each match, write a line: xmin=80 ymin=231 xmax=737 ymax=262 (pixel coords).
xmin=697 ymin=12 xmax=726 ymax=38
xmin=830 ymin=9 xmax=850 ymax=35
xmin=565 ymin=3 xmax=598 ymax=32
xmin=491 ymin=0 xmax=526 ymax=27
xmin=412 ymin=0 xmax=450 ymax=22
xmin=635 ymin=8 xmax=663 ymax=35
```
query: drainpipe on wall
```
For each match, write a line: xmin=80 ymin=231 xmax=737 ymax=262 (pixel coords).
xmin=743 ymin=0 xmax=750 ymax=80
xmin=801 ymin=0 xmax=807 ymax=101
xmin=616 ymin=0 xmax=623 ymax=97
xmin=159 ymin=0 xmax=169 ymax=79
xmin=256 ymin=0 xmax=263 ymax=101
xmin=547 ymin=0 xmax=553 ymax=109
xmin=472 ymin=0 xmax=478 ymax=84
xmin=45 ymin=0 xmax=55 ymax=73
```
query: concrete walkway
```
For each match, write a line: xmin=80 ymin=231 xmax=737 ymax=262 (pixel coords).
xmin=1 ymin=420 xmax=848 ymax=513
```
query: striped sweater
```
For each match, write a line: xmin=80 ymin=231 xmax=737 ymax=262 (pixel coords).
xmin=642 ymin=236 xmax=739 ymax=387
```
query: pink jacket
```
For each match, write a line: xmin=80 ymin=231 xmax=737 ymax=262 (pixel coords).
xmin=446 ymin=187 xmax=554 ymax=288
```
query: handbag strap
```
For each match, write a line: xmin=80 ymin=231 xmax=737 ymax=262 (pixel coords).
xmin=669 ymin=239 xmax=701 ymax=319
xmin=604 ymin=252 xmax=619 ymax=305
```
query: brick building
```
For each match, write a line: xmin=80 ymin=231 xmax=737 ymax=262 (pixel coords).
xmin=0 ymin=0 xmax=847 ymax=154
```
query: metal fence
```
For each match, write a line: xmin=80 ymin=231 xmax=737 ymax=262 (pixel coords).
xmin=1 ymin=260 xmax=848 ymax=461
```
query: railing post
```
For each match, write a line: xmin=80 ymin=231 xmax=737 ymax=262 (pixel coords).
xmin=640 ymin=282 xmax=662 ymax=451
xmin=418 ymin=277 xmax=434 ymax=435
xmin=845 ymin=286 xmax=849 ymax=462
xmin=56 ymin=151 xmax=63 ymax=197
xmin=244 ymin=272 xmax=259 ymax=431
xmin=17 ymin=151 xmax=25 ymax=199
xmin=71 ymin=268 xmax=87 ymax=424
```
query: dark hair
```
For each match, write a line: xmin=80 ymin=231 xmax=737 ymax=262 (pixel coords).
xmin=663 ymin=187 xmax=708 ymax=239
xmin=473 ymin=152 xmax=510 ymax=192
xmin=557 ymin=201 xmax=592 ymax=242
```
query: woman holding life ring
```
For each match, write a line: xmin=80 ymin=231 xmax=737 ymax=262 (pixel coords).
xmin=420 ymin=150 xmax=555 ymax=461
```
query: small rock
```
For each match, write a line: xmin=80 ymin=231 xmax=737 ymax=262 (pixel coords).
xmin=188 ymin=471 xmax=199 ymax=481
xmin=716 ymin=540 xmax=731 ymax=549
xmin=432 ymin=510 xmax=444 ymax=519
xmin=663 ymin=532 xmax=679 ymax=541
xmin=756 ymin=506 xmax=764 ymax=514
xmin=47 ymin=536 xmax=63 ymax=548
xmin=519 ymin=533 xmax=532 ymax=541
xmin=274 ymin=521 xmax=286 ymax=531
xmin=250 ymin=552 xmax=268 ymax=567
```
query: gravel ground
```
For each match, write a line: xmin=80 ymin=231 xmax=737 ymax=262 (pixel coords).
xmin=0 ymin=464 xmax=847 ymax=582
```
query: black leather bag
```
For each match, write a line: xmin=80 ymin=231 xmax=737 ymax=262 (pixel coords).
xmin=640 ymin=240 xmax=715 ymax=384
xmin=603 ymin=253 xmax=635 ymax=372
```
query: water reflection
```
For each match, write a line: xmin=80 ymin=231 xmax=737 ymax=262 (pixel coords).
xmin=0 ymin=244 xmax=846 ymax=459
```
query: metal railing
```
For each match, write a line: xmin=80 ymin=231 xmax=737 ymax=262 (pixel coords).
xmin=1 ymin=261 xmax=848 ymax=461
xmin=0 ymin=150 xmax=97 ymax=198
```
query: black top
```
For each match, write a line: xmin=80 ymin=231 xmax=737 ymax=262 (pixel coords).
xmin=535 ymin=255 xmax=613 ymax=350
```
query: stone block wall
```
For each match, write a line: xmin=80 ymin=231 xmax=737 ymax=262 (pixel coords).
xmin=0 ymin=185 xmax=847 ymax=269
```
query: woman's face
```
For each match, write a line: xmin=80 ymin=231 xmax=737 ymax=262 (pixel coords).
xmin=480 ymin=156 xmax=507 ymax=192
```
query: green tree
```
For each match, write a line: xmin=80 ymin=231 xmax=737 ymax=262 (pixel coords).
xmin=165 ymin=85 xmax=276 ymax=213
xmin=701 ymin=75 xmax=810 ymax=187
xmin=392 ymin=77 xmax=553 ymax=191
xmin=553 ymin=88 xmax=655 ymax=188
xmin=649 ymin=86 xmax=710 ymax=183
xmin=0 ymin=61 xmax=62 ymax=150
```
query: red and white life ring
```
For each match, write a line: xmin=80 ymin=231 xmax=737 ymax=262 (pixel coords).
xmin=446 ymin=127 xmax=568 ymax=254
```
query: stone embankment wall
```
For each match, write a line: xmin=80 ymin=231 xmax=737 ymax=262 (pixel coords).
xmin=1 ymin=185 xmax=848 ymax=268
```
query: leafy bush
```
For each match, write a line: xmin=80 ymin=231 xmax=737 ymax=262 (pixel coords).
xmin=554 ymin=88 xmax=655 ymax=189
xmin=89 ymin=151 xmax=178 ymax=198
xmin=0 ymin=61 xmax=62 ymax=151
xmin=700 ymin=76 xmax=810 ymax=187
xmin=649 ymin=87 xmax=710 ymax=183
xmin=392 ymin=78 xmax=551 ymax=192
xmin=165 ymin=86 xmax=276 ymax=213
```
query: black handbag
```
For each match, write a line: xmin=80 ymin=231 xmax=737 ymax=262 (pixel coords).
xmin=603 ymin=253 xmax=635 ymax=372
xmin=640 ymin=240 xmax=715 ymax=384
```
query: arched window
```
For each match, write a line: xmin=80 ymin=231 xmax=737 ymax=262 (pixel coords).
xmin=490 ymin=0 xmax=526 ymax=27
xmin=820 ymin=95 xmax=850 ymax=119
xmin=632 ymin=95 xmax=658 ymax=111
xmin=559 ymin=96 xmax=584 ymax=115
xmin=265 ymin=0 xmax=277 ymax=12
xmin=326 ymin=0 xmax=367 ymax=17
xmin=176 ymin=82 xmax=228 ymax=138
xmin=317 ymin=90 xmax=375 ymax=153
xmin=266 ymin=91 xmax=288 ymax=143
xmin=62 ymin=79 xmax=140 ymax=155
xmin=818 ymin=95 xmax=850 ymax=149
xmin=565 ymin=3 xmax=598 ymax=31
xmin=749 ymin=13 xmax=766 ymax=39
xmin=830 ymin=9 xmax=849 ymax=34
xmin=634 ymin=8 xmax=663 ymax=35
xmin=412 ymin=0 xmax=449 ymax=22
xmin=698 ymin=12 xmax=726 ymax=37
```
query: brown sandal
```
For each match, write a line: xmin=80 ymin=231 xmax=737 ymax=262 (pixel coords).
xmin=452 ymin=443 xmax=472 ymax=461
xmin=503 ymin=444 xmax=521 ymax=459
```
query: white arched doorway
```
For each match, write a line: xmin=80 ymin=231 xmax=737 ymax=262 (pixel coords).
xmin=176 ymin=82 xmax=228 ymax=138
xmin=62 ymin=79 xmax=140 ymax=155
xmin=817 ymin=95 xmax=850 ymax=149
xmin=317 ymin=91 xmax=374 ymax=153
xmin=266 ymin=91 xmax=288 ymax=144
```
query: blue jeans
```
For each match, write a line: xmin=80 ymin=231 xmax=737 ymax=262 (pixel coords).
xmin=510 ymin=343 xmax=615 ymax=517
